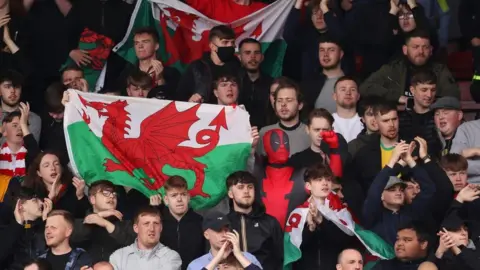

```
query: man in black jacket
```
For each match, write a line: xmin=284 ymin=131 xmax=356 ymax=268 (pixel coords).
xmin=70 ymin=180 xmax=131 ymax=263
xmin=282 ymin=0 xmax=354 ymax=80
xmin=398 ymin=69 xmax=442 ymax=159
xmin=225 ymin=171 xmax=283 ymax=270
xmin=362 ymin=139 xmax=435 ymax=245
xmin=176 ymin=25 xmax=241 ymax=103
xmin=430 ymin=185 xmax=480 ymax=270
xmin=160 ymin=176 xmax=205 ymax=270
xmin=0 ymin=188 xmax=52 ymax=270
xmin=237 ymin=38 xmax=272 ymax=129
xmin=108 ymin=27 xmax=180 ymax=100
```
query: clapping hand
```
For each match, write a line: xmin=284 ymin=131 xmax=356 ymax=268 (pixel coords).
xmin=390 ymin=0 xmax=400 ymax=14
xmin=19 ymin=102 xmax=30 ymax=127
xmin=414 ymin=136 xmax=428 ymax=160
xmin=147 ymin=60 xmax=164 ymax=82
xmin=456 ymin=184 xmax=480 ymax=203
xmin=72 ymin=177 xmax=86 ymax=200
xmin=48 ymin=177 xmax=61 ymax=200
xmin=387 ymin=141 xmax=409 ymax=167
xmin=436 ymin=228 xmax=456 ymax=257
xmin=226 ymin=230 xmax=242 ymax=256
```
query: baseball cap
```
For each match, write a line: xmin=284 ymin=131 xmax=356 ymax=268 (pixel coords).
xmin=441 ymin=215 xmax=466 ymax=232
xmin=384 ymin=176 xmax=407 ymax=190
xmin=202 ymin=211 xmax=231 ymax=232
xmin=430 ymin=97 xmax=461 ymax=111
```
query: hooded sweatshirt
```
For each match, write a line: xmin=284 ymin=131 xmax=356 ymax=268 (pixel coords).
xmin=227 ymin=203 xmax=284 ymax=270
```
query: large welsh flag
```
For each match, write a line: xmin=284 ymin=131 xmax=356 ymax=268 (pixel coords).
xmin=97 ymin=0 xmax=291 ymax=89
xmin=283 ymin=193 xmax=395 ymax=269
xmin=64 ymin=90 xmax=252 ymax=209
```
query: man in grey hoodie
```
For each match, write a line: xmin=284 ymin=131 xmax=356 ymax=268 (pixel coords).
xmin=451 ymin=119 xmax=480 ymax=184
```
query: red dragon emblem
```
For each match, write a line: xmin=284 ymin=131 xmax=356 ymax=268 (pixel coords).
xmin=78 ymin=96 xmax=228 ymax=198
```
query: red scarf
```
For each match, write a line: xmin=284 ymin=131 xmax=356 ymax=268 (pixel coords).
xmin=0 ymin=143 xmax=27 ymax=176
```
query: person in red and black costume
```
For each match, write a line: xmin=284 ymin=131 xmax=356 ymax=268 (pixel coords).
xmin=253 ymin=122 xmax=348 ymax=229
xmin=253 ymin=128 xmax=308 ymax=229
xmin=288 ymin=108 xmax=365 ymax=219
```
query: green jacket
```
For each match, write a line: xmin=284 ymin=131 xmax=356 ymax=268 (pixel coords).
xmin=359 ymin=58 xmax=460 ymax=102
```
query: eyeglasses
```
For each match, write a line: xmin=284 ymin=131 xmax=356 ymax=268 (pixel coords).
xmin=98 ymin=190 xmax=117 ymax=198
xmin=399 ymin=14 xmax=414 ymax=20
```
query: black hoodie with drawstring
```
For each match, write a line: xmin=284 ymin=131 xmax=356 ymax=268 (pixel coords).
xmin=227 ymin=203 xmax=283 ymax=270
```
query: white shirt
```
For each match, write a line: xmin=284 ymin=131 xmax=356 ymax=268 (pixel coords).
xmin=332 ymin=113 xmax=363 ymax=143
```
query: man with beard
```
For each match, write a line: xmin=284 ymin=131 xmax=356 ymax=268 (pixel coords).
xmin=301 ymin=36 xmax=346 ymax=114
xmin=360 ymin=29 xmax=459 ymax=103
xmin=256 ymin=79 xmax=310 ymax=157
xmin=351 ymin=102 xmax=401 ymax=193
xmin=431 ymin=97 xmax=463 ymax=156
xmin=177 ymin=25 xmax=241 ymax=104
xmin=332 ymin=76 xmax=362 ymax=143
xmin=398 ymin=69 xmax=442 ymax=158
xmin=237 ymin=38 xmax=272 ymax=129
xmin=0 ymin=70 xmax=41 ymax=143
xmin=225 ymin=171 xmax=283 ymax=270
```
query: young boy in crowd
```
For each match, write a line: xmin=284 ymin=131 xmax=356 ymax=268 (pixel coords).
xmin=291 ymin=162 xmax=355 ymax=270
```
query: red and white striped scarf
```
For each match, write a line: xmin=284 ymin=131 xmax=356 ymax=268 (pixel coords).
xmin=0 ymin=142 xmax=27 ymax=177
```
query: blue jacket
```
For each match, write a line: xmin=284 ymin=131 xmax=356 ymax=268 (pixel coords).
xmin=362 ymin=165 xmax=436 ymax=245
